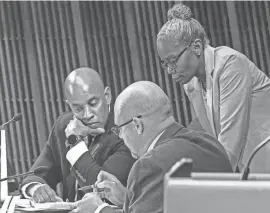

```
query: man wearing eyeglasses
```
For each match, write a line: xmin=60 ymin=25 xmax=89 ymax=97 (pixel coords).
xmin=70 ymin=81 xmax=232 ymax=213
xmin=21 ymin=67 xmax=135 ymax=203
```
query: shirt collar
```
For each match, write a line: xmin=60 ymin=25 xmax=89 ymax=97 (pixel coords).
xmin=147 ymin=130 xmax=165 ymax=153
xmin=204 ymin=45 xmax=215 ymax=75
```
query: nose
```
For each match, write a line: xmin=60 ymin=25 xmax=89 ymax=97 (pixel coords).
xmin=83 ymin=105 xmax=94 ymax=120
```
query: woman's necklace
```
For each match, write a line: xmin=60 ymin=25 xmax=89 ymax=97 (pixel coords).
xmin=199 ymin=79 xmax=207 ymax=101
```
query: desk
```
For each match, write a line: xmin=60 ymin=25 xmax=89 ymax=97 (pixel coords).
xmin=164 ymin=160 xmax=270 ymax=213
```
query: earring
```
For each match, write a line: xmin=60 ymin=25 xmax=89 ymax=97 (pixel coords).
xmin=108 ymin=104 xmax=110 ymax=113
xmin=138 ymin=124 xmax=144 ymax=135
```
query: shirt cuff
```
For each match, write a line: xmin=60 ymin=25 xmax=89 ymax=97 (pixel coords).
xmin=66 ymin=142 xmax=88 ymax=166
xmin=21 ymin=182 xmax=43 ymax=199
xmin=94 ymin=203 xmax=110 ymax=213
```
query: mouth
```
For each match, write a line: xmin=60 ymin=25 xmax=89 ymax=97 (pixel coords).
xmin=83 ymin=121 xmax=99 ymax=127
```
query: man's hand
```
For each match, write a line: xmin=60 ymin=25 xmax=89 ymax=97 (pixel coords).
xmin=95 ymin=171 xmax=127 ymax=206
xmin=69 ymin=193 xmax=104 ymax=213
xmin=29 ymin=184 xmax=63 ymax=203
xmin=65 ymin=117 xmax=105 ymax=138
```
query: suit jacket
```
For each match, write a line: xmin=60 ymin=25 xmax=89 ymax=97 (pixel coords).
xmin=124 ymin=122 xmax=232 ymax=213
xmin=22 ymin=110 xmax=135 ymax=201
xmin=184 ymin=45 xmax=270 ymax=172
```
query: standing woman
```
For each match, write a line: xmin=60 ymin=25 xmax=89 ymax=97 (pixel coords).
xmin=157 ymin=3 xmax=270 ymax=172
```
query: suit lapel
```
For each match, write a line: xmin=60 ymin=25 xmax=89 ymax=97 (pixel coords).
xmin=190 ymin=78 xmax=215 ymax=136
xmin=205 ymin=73 xmax=216 ymax=137
xmin=204 ymin=45 xmax=218 ymax=137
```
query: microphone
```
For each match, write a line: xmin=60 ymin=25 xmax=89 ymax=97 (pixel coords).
xmin=0 ymin=166 xmax=47 ymax=182
xmin=1 ymin=113 xmax=22 ymax=129
xmin=241 ymin=135 xmax=270 ymax=180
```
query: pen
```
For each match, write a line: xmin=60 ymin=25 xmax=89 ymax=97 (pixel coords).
xmin=77 ymin=184 xmax=105 ymax=192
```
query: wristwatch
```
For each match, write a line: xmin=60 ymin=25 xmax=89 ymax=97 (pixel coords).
xmin=65 ymin=135 xmax=83 ymax=149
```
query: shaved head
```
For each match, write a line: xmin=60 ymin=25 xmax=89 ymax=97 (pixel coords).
xmin=64 ymin=67 xmax=104 ymax=102
xmin=115 ymin=81 xmax=173 ymax=125
xmin=65 ymin=67 xmax=111 ymax=129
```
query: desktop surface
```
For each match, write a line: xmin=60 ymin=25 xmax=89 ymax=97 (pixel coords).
xmin=164 ymin=173 xmax=270 ymax=213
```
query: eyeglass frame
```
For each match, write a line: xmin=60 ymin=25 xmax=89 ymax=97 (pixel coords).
xmin=161 ymin=42 xmax=192 ymax=70
xmin=111 ymin=115 xmax=142 ymax=136
xmin=111 ymin=104 xmax=172 ymax=136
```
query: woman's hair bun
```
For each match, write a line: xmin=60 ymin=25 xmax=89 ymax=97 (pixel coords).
xmin=167 ymin=3 xmax=193 ymax=21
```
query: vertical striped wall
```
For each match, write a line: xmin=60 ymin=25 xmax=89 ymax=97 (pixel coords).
xmin=235 ymin=1 xmax=270 ymax=76
xmin=0 ymin=1 xmax=269 ymax=174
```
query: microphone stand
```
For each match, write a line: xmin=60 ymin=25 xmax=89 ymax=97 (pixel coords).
xmin=0 ymin=171 xmax=34 ymax=182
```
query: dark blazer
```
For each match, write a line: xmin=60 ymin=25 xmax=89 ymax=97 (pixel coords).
xmin=22 ymin=110 xmax=135 ymax=201
xmin=124 ymin=122 xmax=232 ymax=213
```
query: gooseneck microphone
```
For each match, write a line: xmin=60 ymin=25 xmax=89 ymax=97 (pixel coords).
xmin=241 ymin=135 xmax=270 ymax=180
xmin=0 ymin=166 xmax=47 ymax=182
xmin=0 ymin=113 xmax=22 ymax=129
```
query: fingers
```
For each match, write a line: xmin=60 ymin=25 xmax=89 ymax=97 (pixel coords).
xmin=96 ymin=171 xmax=117 ymax=184
xmin=33 ymin=184 xmax=59 ymax=203
xmin=96 ymin=181 xmax=114 ymax=190
xmin=96 ymin=191 xmax=107 ymax=200
xmin=55 ymin=196 xmax=63 ymax=202
xmin=71 ymin=193 xmax=103 ymax=213
xmin=88 ymin=128 xmax=105 ymax=136
xmin=65 ymin=118 xmax=105 ymax=138
xmin=65 ymin=119 xmax=89 ymax=137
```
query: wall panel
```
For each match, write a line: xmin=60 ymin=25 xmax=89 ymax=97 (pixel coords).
xmin=80 ymin=1 xmax=135 ymax=100
xmin=0 ymin=1 xmax=39 ymax=173
xmin=235 ymin=1 xmax=270 ymax=76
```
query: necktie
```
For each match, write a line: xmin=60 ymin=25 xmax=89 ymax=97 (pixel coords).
xmin=74 ymin=136 xmax=96 ymax=201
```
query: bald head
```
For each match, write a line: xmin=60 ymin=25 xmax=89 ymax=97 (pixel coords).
xmin=64 ymin=67 xmax=104 ymax=102
xmin=115 ymin=81 xmax=173 ymax=124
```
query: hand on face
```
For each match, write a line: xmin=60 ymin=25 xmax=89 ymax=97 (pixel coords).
xmin=94 ymin=171 xmax=127 ymax=206
xmin=69 ymin=193 xmax=104 ymax=213
xmin=65 ymin=117 xmax=105 ymax=138
xmin=29 ymin=184 xmax=63 ymax=203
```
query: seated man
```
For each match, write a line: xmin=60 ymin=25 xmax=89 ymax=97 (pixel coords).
xmin=21 ymin=67 xmax=135 ymax=203
xmin=71 ymin=81 xmax=233 ymax=213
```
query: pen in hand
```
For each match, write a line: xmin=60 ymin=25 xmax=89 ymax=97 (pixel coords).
xmin=77 ymin=184 xmax=106 ymax=192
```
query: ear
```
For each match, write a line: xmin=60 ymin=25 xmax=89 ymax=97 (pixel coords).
xmin=133 ymin=117 xmax=144 ymax=135
xmin=104 ymin=86 xmax=112 ymax=105
xmin=191 ymin=39 xmax=203 ymax=57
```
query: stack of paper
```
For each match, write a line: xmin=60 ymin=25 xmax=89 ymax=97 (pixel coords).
xmin=15 ymin=199 xmax=76 ymax=212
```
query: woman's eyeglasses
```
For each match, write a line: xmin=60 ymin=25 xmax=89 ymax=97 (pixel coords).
xmin=161 ymin=42 xmax=192 ymax=70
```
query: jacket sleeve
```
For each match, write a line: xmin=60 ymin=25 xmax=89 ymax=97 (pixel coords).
xmin=124 ymin=158 xmax=163 ymax=213
xmin=218 ymin=54 xmax=252 ymax=171
xmin=21 ymin=122 xmax=62 ymax=191
xmin=71 ymin=140 xmax=135 ymax=187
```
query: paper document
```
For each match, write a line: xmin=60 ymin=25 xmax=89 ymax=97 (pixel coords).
xmin=15 ymin=199 xmax=76 ymax=212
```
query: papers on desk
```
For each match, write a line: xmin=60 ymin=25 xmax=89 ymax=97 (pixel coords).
xmin=15 ymin=199 xmax=76 ymax=212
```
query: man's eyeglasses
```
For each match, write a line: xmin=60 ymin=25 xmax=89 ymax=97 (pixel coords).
xmin=161 ymin=43 xmax=191 ymax=70
xmin=112 ymin=104 xmax=172 ymax=136
xmin=111 ymin=115 xmax=142 ymax=136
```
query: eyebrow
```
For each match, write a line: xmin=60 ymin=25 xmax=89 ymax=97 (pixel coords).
xmin=71 ymin=97 xmax=98 ymax=107
xmin=163 ymin=54 xmax=178 ymax=62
